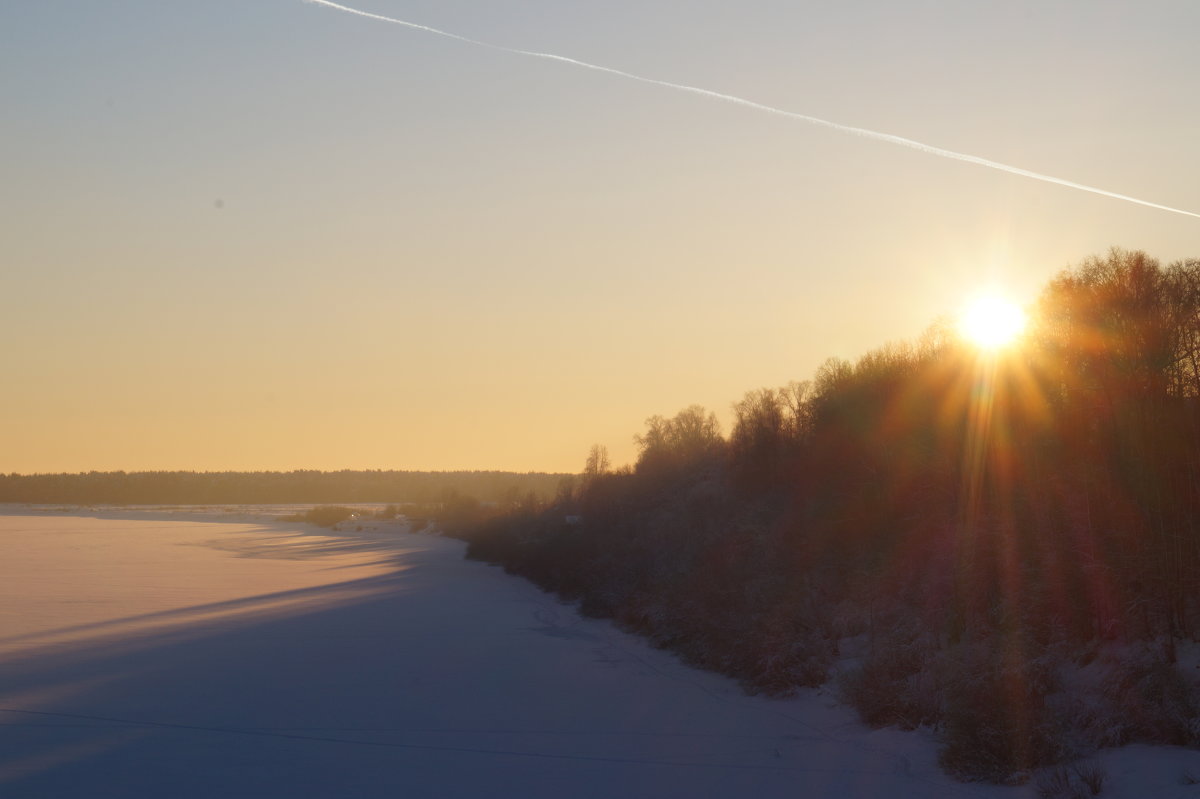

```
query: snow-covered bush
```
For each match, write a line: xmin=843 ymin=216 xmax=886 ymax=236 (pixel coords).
xmin=1101 ymin=647 xmax=1200 ymax=746
xmin=938 ymin=642 xmax=1066 ymax=782
xmin=840 ymin=637 xmax=935 ymax=729
xmin=1035 ymin=762 xmax=1107 ymax=798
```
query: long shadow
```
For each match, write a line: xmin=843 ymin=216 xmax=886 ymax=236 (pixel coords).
xmin=0 ymin=512 xmax=429 ymax=649
xmin=0 ymin=574 xmax=408 ymax=649
xmin=0 ymin=521 xmax=506 ymax=798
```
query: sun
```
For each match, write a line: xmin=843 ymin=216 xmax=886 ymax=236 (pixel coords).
xmin=959 ymin=294 xmax=1026 ymax=351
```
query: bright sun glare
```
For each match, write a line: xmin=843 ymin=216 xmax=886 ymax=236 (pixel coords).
xmin=959 ymin=294 xmax=1026 ymax=350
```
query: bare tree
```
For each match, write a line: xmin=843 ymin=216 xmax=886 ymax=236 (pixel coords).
xmin=583 ymin=444 xmax=611 ymax=477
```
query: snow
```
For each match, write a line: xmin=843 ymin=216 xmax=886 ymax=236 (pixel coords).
xmin=0 ymin=506 xmax=1197 ymax=798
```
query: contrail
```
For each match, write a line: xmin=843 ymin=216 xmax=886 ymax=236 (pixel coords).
xmin=304 ymin=0 xmax=1199 ymax=221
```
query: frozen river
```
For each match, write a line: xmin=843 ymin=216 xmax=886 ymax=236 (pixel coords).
xmin=0 ymin=509 xmax=1191 ymax=798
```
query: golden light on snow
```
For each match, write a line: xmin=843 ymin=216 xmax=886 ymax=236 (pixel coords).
xmin=959 ymin=294 xmax=1026 ymax=351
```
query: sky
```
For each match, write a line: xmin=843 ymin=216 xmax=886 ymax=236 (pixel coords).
xmin=2 ymin=0 xmax=1198 ymax=474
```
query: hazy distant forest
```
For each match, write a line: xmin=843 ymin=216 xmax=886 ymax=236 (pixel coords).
xmin=454 ymin=249 xmax=1200 ymax=781
xmin=0 ymin=470 xmax=566 ymax=507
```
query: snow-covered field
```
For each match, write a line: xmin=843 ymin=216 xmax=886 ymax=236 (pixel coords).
xmin=0 ymin=508 xmax=1196 ymax=798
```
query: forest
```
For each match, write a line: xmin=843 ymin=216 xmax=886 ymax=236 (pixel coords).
xmin=0 ymin=469 xmax=566 ymax=507
xmin=452 ymin=249 xmax=1200 ymax=782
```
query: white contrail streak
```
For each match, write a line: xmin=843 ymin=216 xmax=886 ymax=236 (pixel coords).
xmin=304 ymin=0 xmax=1199 ymax=220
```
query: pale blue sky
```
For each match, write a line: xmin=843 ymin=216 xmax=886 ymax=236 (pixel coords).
xmin=2 ymin=0 xmax=1198 ymax=472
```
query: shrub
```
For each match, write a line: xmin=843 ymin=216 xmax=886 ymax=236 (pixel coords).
xmin=1103 ymin=651 xmax=1200 ymax=745
xmin=841 ymin=654 xmax=925 ymax=728
xmin=938 ymin=650 xmax=1066 ymax=782
xmin=840 ymin=629 xmax=937 ymax=729
xmin=1073 ymin=762 xmax=1106 ymax=795
xmin=1037 ymin=767 xmax=1076 ymax=799
xmin=283 ymin=505 xmax=357 ymax=528
xmin=1035 ymin=762 xmax=1107 ymax=799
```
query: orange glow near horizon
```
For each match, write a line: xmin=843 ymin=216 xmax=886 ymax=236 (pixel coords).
xmin=3 ymin=4 xmax=1195 ymax=476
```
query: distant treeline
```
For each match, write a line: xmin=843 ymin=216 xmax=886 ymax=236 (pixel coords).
xmin=0 ymin=469 xmax=568 ymax=506
xmin=453 ymin=249 xmax=1200 ymax=782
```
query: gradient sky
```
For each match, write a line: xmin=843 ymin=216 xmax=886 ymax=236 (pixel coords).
xmin=3 ymin=0 xmax=1198 ymax=474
